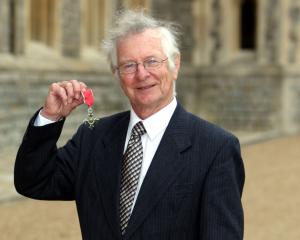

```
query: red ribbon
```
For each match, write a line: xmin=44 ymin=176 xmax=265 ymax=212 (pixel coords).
xmin=82 ymin=88 xmax=94 ymax=107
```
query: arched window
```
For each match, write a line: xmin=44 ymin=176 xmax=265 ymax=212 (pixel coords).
xmin=29 ymin=0 xmax=56 ymax=47
xmin=240 ymin=0 xmax=256 ymax=50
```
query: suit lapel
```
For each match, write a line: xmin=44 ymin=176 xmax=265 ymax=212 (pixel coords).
xmin=93 ymin=112 xmax=130 ymax=239
xmin=124 ymin=104 xmax=192 ymax=239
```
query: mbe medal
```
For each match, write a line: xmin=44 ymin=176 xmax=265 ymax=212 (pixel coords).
xmin=82 ymin=88 xmax=98 ymax=129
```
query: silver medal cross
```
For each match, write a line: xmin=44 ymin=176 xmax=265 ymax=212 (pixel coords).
xmin=83 ymin=107 xmax=99 ymax=129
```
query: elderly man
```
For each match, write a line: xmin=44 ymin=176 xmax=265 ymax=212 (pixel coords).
xmin=15 ymin=10 xmax=244 ymax=240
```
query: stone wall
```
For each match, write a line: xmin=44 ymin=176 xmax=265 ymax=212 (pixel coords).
xmin=197 ymin=66 xmax=282 ymax=131
xmin=0 ymin=69 xmax=127 ymax=152
xmin=282 ymin=69 xmax=300 ymax=133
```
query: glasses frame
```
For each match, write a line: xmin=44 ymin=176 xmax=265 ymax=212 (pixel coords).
xmin=116 ymin=57 xmax=168 ymax=75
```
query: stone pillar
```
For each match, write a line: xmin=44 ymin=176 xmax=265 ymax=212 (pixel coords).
xmin=257 ymin=0 xmax=282 ymax=64
xmin=104 ymin=0 xmax=118 ymax=36
xmin=192 ymin=0 xmax=210 ymax=66
xmin=222 ymin=0 xmax=240 ymax=63
xmin=61 ymin=0 xmax=81 ymax=58
xmin=287 ymin=0 xmax=300 ymax=64
xmin=0 ymin=0 xmax=26 ymax=55
xmin=207 ymin=0 xmax=223 ymax=64
xmin=0 ymin=0 xmax=10 ymax=53
xmin=14 ymin=0 xmax=26 ymax=55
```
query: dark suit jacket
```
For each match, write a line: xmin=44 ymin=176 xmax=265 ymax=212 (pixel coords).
xmin=15 ymin=103 xmax=245 ymax=240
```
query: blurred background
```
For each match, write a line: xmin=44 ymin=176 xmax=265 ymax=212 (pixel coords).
xmin=0 ymin=0 xmax=299 ymax=239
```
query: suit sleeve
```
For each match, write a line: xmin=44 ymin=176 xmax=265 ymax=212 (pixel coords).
xmin=14 ymin=111 xmax=82 ymax=200
xmin=199 ymin=136 xmax=245 ymax=240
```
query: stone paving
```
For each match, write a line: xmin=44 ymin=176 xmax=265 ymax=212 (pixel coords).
xmin=242 ymin=134 xmax=300 ymax=240
xmin=0 ymin=147 xmax=17 ymax=203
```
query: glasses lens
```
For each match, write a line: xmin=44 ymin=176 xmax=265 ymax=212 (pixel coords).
xmin=120 ymin=62 xmax=137 ymax=73
xmin=118 ymin=58 xmax=167 ymax=74
xmin=144 ymin=58 xmax=160 ymax=69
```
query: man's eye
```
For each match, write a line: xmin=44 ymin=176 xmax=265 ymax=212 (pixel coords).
xmin=123 ymin=63 xmax=135 ymax=69
xmin=146 ymin=59 xmax=159 ymax=66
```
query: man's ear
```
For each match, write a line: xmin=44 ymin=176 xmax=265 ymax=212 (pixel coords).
xmin=172 ymin=54 xmax=181 ymax=80
xmin=111 ymin=65 xmax=120 ymax=79
xmin=113 ymin=70 xmax=120 ymax=80
xmin=111 ymin=64 xmax=116 ymax=74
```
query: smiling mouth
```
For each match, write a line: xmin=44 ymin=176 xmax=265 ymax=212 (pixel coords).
xmin=137 ymin=84 xmax=155 ymax=90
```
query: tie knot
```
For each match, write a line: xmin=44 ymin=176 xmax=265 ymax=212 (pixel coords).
xmin=131 ymin=121 xmax=146 ymax=137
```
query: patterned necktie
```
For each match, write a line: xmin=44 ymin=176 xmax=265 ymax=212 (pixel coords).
xmin=120 ymin=121 xmax=146 ymax=235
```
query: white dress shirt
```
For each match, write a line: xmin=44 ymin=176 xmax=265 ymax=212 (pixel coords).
xmin=125 ymin=98 xmax=177 ymax=210
xmin=34 ymin=111 xmax=56 ymax=126
xmin=34 ymin=98 xmax=177 ymax=211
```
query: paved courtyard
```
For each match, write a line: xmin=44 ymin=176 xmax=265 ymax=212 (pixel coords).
xmin=0 ymin=134 xmax=299 ymax=239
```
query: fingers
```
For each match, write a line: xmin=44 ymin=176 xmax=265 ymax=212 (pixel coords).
xmin=51 ymin=80 xmax=87 ymax=106
xmin=42 ymin=80 xmax=89 ymax=120
xmin=50 ymin=82 xmax=67 ymax=105
xmin=69 ymin=80 xmax=87 ymax=101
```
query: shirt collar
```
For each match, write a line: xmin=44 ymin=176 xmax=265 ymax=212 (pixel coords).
xmin=129 ymin=98 xmax=177 ymax=141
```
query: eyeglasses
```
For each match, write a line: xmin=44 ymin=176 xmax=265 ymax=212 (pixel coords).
xmin=117 ymin=57 xmax=168 ymax=74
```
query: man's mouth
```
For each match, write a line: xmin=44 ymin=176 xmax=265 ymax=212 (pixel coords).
xmin=137 ymin=84 xmax=155 ymax=90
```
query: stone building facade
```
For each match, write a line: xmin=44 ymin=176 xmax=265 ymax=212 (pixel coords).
xmin=1 ymin=0 xmax=300 ymax=154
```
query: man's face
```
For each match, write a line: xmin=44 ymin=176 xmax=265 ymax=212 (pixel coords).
xmin=116 ymin=29 xmax=180 ymax=118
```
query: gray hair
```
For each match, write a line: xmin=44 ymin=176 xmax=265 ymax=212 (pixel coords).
xmin=102 ymin=9 xmax=181 ymax=72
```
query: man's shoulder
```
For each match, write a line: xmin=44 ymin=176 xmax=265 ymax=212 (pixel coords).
xmin=179 ymin=107 xmax=238 ymax=144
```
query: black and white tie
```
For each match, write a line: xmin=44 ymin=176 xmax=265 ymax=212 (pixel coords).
xmin=120 ymin=121 xmax=146 ymax=235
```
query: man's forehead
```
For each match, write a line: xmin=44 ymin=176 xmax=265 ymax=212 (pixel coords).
xmin=116 ymin=29 xmax=164 ymax=60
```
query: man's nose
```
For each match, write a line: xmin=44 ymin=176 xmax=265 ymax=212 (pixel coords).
xmin=136 ymin=63 xmax=150 ymax=79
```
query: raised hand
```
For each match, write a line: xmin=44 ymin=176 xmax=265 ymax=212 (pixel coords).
xmin=41 ymin=80 xmax=87 ymax=121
